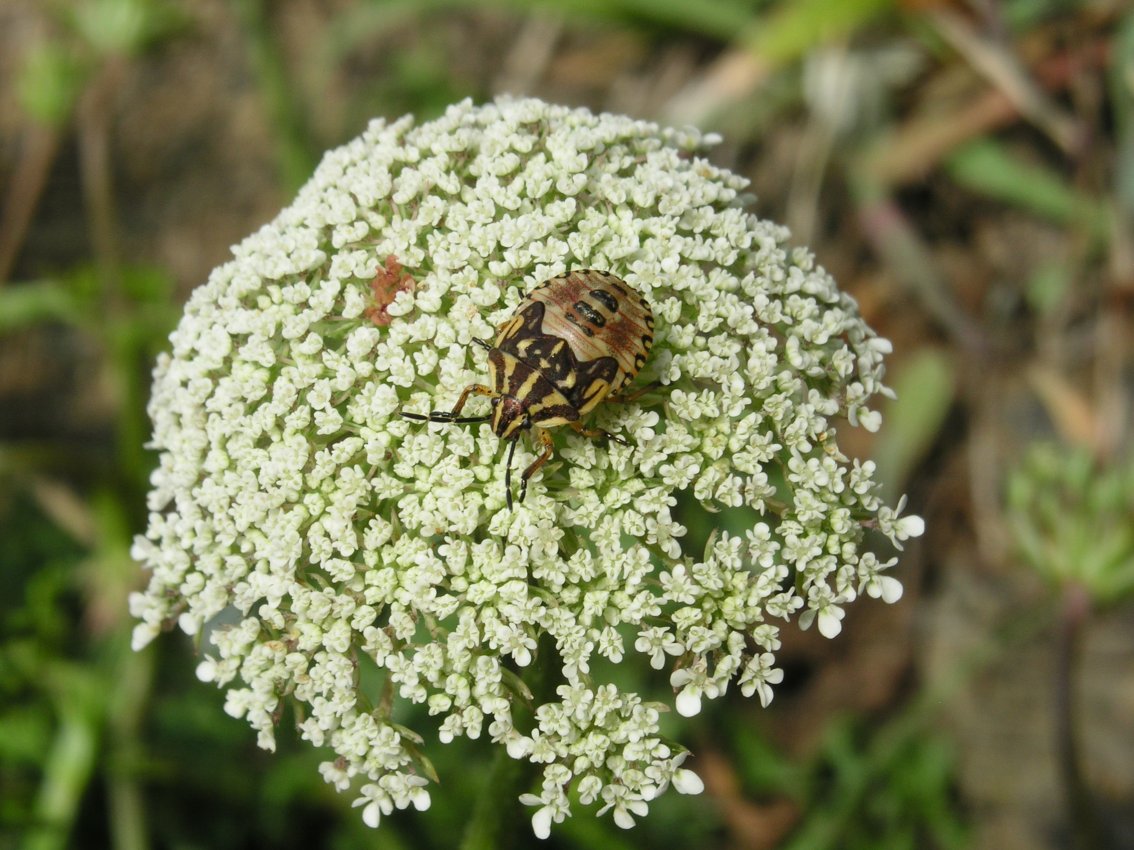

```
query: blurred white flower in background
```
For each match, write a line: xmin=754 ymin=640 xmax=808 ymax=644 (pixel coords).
xmin=129 ymin=96 xmax=921 ymax=836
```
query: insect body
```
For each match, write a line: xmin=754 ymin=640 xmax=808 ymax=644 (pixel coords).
xmin=403 ymin=269 xmax=655 ymax=508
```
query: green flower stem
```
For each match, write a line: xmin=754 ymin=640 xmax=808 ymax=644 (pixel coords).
xmin=460 ymin=636 xmax=560 ymax=850
xmin=459 ymin=737 xmax=532 ymax=850
xmin=106 ymin=640 xmax=156 ymax=850
xmin=1053 ymin=581 xmax=1113 ymax=850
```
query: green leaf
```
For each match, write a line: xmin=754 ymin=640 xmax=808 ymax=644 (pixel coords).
xmin=743 ymin=0 xmax=895 ymax=67
xmin=0 ymin=282 xmax=88 ymax=334
xmin=67 ymin=0 xmax=187 ymax=56
xmin=875 ymin=348 xmax=956 ymax=499
xmin=0 ymin=706 xmax=53 ymax=764
xmin=1110 ymin=9 xmax=1134 ymax=213
xmin=946 ymin=139 xmax=1109 ymax=239
xmin=16 ymin=42 xmax=85 ymax=127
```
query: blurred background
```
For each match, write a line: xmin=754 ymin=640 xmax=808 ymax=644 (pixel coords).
xmin=1 ymin=0 xmax=1132 ymax=848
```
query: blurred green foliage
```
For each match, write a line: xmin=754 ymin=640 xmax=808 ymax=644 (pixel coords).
xmin=782 ymin=717 xmax=967 ymax=850
xmin=16 ymin=44 xmax=84 ymax=128
xmin=1007 ymin=444 xmax=1134 ymax=607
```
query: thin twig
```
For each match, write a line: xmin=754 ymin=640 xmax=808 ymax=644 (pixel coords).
xmin=77 ymin=56 xmax=129 ymax=301
xmin=930 ymin=8 xmax=1084 ymax=154
xmin=860 ymin=37 xmax=1110 ymax=187
xmin=0 ymin=123 xmax=64 ymax=285
xmin=851 ymin=184 xmax=989 ymax=355
xmin=494 ymin=13 xmax=564 ymax=96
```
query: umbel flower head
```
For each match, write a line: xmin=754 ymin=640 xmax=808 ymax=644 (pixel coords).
xmin=130 ymin=97 xmax=923 ymax=837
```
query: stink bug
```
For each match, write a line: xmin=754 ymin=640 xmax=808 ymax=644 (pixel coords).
xmin=403 ymin=269 xmax=655 ymax=508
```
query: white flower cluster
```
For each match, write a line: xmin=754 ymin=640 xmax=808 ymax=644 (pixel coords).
xmin=130 ymin=97 xmax=922 ymax=836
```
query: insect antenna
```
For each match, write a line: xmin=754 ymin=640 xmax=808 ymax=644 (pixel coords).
xmin=401 ymin=410 xmax=492 ymax=424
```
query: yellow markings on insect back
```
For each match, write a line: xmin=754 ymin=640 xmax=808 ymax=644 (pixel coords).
xmin=578 ymin=378 xmax=612 ymax=412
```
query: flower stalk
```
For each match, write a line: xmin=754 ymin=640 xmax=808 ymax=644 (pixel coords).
xmin=1054 ymin=582 xmax=1110 ymax=850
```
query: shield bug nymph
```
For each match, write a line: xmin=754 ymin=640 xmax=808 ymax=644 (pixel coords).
xmin=403 ymin=269 xmax=655 ymax=508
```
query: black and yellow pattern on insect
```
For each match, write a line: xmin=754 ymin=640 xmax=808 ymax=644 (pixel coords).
xmin=403 ymin=269 xmax=655 ymax=508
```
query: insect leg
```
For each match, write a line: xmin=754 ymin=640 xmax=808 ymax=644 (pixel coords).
xmin=569 ymin=420 xmax=629 ymax=446
xmin=517 ymin=429 xmax=555 ymax=504
xmin=504 ymin=437 xmax=518 ymax=510
xmin=606 ymin=379 xmax=660 ymax=404
xmin=401 ymin=383 xmax=497 ymax=424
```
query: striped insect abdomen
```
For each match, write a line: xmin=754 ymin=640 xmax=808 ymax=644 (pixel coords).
xmin=524 ymin=270 xmax=654 ymax=396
